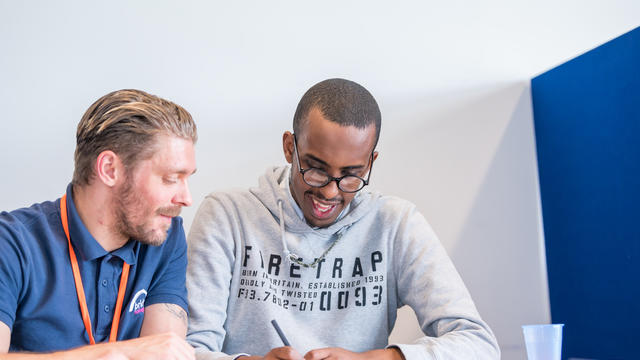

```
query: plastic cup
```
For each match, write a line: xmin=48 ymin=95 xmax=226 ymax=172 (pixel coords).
xmin=522 ymin=324 xmax=564 ymax=360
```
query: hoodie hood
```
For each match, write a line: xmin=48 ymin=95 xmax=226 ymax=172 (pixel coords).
xmin=249 ymin=166 xmax=381 ymax=237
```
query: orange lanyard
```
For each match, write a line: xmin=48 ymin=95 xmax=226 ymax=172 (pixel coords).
xmin=60 ymin=194 xmax=130 ymax=344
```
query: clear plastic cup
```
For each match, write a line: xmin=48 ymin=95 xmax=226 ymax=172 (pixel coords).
xmin=521 ymin=324 xmax=564 ymax=360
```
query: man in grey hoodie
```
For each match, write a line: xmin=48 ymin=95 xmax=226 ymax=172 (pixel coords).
xmin=186 ymin=79 xmax=500 ymax=360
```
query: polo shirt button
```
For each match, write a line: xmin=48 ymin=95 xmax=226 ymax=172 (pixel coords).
xmin=101 ymin=279 xmax=108 ymax=287
xmin=104 ymin=305 xmax=110 ymax=312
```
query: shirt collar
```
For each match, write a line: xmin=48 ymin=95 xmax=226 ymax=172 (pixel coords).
xmin=64 ymin=184 xmax=138 ymax=265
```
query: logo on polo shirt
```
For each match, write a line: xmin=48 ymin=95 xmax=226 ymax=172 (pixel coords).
xmin=129 ymin=289 xmax=147 ymax=315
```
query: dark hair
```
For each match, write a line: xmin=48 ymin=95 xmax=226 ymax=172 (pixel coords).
xmin=72 ymin=89 xmax=197 ymax=186
xmin=293 ymin=78 xmax=381 ymax=146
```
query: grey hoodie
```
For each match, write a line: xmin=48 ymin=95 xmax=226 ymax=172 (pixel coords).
xmin=186 ymin=166 xmax=500 ymax=360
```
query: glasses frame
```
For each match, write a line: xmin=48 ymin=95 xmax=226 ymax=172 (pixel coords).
xmin=292 ymin=133 xmax=374 ymax=193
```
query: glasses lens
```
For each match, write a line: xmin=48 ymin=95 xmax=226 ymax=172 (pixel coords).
xmin=338 ymin=176 xmax=365 ymax=192
xmin=302 ymin=169 xmax=366 ymax=192
xmin=303 ymin=169 xmax=330 ymax=187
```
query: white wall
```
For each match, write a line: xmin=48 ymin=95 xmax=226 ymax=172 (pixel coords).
xmin=1 ymin=1 xmax=638 ymax=358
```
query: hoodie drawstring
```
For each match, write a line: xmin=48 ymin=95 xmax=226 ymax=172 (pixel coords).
xmin=278 ymin=200 xmax=297 ymax=262
xmin=277 ymin=199 xmax=348 ymax=269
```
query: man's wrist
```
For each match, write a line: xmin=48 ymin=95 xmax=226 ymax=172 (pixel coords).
xmin=361 ymin=348 xmax=405 ymax=360
xmin=384 ymin=347 xmax=405 ymax=360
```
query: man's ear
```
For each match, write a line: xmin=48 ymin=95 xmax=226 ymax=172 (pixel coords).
xmin=372 ymin=151 xmax=379 ymax=163
xmin=95 ymin=150 xmax=123 ymax=187
xmin=283 ymin=131 xmax=294 ymax=164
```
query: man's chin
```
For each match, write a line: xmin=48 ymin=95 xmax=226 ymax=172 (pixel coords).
xmin=138 ymin=236 xmax=166 ymax=247
xmin=135 ymin=228 xmax=170 ymax=246
xmin=304 ymin=213 xmax=339 ymax=228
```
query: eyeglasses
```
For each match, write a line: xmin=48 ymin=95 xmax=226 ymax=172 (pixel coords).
xmin=293 ymin=134 xmax=374 ymax=193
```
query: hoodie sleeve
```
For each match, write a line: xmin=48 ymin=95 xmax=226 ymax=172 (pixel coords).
xmin=388 ymin=205 xmax=500 ymax=360
xmin=186 ymin=195 xmax=249 ymax=360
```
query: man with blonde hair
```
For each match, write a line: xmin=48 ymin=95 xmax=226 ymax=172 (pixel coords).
xmin=0 ymin=89 xmax=198 ymax=359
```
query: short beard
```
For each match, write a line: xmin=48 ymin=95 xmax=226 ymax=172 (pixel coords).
xmin=113 ymin=172 xmax=180 ymax=247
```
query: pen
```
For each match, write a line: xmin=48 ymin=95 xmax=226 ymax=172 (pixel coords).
xmin=270 ymin=319 xmax=291 ymax=347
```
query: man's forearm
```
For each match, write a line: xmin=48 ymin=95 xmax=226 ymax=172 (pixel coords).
xmin=0 ymin=332 xmax=195 ymax=360
xmin=0 ymin=342 xmax=120 ymax=360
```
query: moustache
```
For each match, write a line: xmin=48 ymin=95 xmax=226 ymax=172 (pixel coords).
xmin=305 ymin=190 xmax=342 ymax=204
xmin=157 ymin=206 xmax=182 ymax=218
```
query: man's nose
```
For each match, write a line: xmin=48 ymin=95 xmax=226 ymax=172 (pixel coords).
xmin=174 ymin=180 xmax=193 ymax=207
xmin=317 ymin=179 xmax=340 ymax=200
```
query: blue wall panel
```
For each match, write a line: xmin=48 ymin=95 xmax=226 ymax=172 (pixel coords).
xmin=532 ymin=27 xmax=640 ymax=360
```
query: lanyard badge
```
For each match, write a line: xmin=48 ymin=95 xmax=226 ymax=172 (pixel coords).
xmin=60 ymin=194 xmax=130 ymax=344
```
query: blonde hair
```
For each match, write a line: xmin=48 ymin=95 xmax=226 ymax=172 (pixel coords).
xmin=72 ymin=89 xmax=197 ymax=186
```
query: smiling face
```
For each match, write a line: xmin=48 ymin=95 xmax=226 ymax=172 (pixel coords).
xmin=114 ymin=134 xmax=196 ymax=246
xmin=284 ymin=107 xmax=378 ymax=228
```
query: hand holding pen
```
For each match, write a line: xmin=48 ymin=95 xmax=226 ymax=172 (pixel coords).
xmin=238 ymin=320 xmax=402 ymax=360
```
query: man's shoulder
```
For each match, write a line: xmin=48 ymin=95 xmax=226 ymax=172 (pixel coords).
xmin=199 ymin=188 xmax=263 ymax=211
xmin=206 ymin=187 xmax=257 ymax=201
xmin=0 ymin=199 xmax=60 ymax=240
xmin=371 ymin=194 xmax=418 ymax=217
xmin=0 ymin=200 xmax=61 ymax=281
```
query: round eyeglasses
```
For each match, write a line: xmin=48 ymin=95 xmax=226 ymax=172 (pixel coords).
xmin=293 ymin=134 xmax=374 ymax=193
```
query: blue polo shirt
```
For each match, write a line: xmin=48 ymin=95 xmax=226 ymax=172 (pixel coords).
xmin=0 ymin=185 xmax=188 ymax=352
